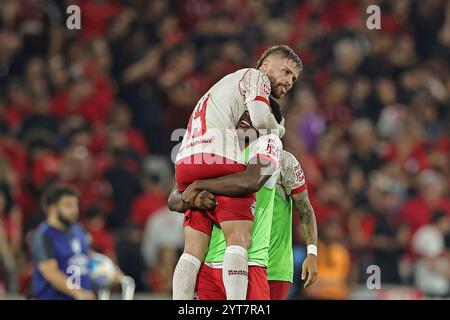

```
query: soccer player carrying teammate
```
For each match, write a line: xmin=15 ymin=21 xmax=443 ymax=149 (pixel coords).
xmin=170 ymin=109 xmax=318 ymax=300
xmin=172 ymin=45 xmax=302 ymax=300
xmin=170 ymin=109 xmax=282 ymax=299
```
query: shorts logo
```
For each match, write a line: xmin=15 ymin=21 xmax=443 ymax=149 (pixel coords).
xmin=228 ymin=270 xmax=248 ymax=276
xmin=250 ymin=201 xmax=256 ymax=216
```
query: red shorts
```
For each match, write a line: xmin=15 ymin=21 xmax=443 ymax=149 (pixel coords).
xmin=176 ymin=154 xmax=255 ymax=235
xmin=196 ymin=264 xmax=270 ymax=300
xmin=268 ymin=281 xmax=291 ymax=300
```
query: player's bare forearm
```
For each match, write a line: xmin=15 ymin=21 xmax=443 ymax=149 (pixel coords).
xmin=190 ymin=163 xmax=273 ymax=197
xmin=38 ymin=259 xmax=94 ymax=299
xmin=294 ymin=190 xmax=318 ymax=287
xmin=167 ymin=186 xmax=189 ymax=213
xmin=292 ymin=190 xmax=318 ymax=246
xmin=169 ymin=185 xmax=217 ymax=211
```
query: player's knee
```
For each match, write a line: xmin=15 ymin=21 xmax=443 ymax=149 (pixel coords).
xmin=241 ymin=235 xmax=251 ymax=249
xmin=183 ymin=227 xmax=210 ymax=261
xmin=221 ymin=220 xmax=252 ymax=248
xmin=225 ymin=232 xmax=251 ymax=249
xmin=183 ymin=245 xmax=206 ymax=261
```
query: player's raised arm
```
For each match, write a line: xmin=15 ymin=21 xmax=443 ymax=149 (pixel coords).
xmin=239 ymin=68 xmax=285 ymax=136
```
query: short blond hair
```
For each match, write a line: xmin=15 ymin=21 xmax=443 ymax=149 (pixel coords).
xmin=256 ymin=45 xmax=303 ymax=71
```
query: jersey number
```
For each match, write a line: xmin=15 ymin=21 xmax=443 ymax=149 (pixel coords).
xmin=187 ymin=94 xmax=209 ymax=139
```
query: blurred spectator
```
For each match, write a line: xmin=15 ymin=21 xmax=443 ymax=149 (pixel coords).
xmin=58 ymin=145 xmax=112 ymax=216
xmin=412 ymin=211 xmax=450 ymax=298
xmin=348 ymin=119 xmax=383 ymax=177
xmin=19 ymin=93 xmax=58 ymax=145
xmin=142 ymin=207 xmax=184 ymax=267
xmin=130 ymin=155 xmax=173 ymax=228
xmin=3 ymin=80 xmax=32 ymax=133
xmin=364 ymin=172 xmax=410 ymax=284
xmin=400 ymin=170 xmax=450 ymax=234
xmin=50 ymin=70 xmax=114 ymax=126
xmin=288 ymin=87 xmax=326 ymax=153
xmin=130 ymin=175 xmax=167 ymax=229
xmin=104 ymin=148 xmax=141 ymax=228
xmin=0 ymin=189 xmax=17 ymax=294
xmin=107 ymin=102 xmax=149 ymax=157
xmin=115 ymin=223 xmax=146 ymax=292
xmin=303 ymin=217 xmax=351 ymax=300
xmin=141 ymin=207 xmax=184 ymax=294
xmin=147 ymin=246 xmax=178 ymax=295
xmin=83 ymin=206 xmax=116 ymax=261
xmin=311 ymin=178 xmax=347 ymax=224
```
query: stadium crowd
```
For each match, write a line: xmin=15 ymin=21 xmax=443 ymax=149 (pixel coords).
xmin=0 ymin=0 xmax=449 ymax=299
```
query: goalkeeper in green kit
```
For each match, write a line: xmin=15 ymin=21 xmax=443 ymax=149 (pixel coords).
xmin=168 ymin=106 xmax=318 ymax=299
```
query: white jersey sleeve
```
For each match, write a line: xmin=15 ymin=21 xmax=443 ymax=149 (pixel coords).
xmin=239 ymin=68 xmax=283 ymax=135
xmin=279 ymin=151 xmax=307 ymax=195
xmin=239 ymin=68 xmax=272 ymax=105
xmin=247 ymin=134 xmax=282 ymax=169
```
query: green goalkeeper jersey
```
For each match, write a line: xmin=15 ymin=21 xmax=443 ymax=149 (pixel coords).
xmin=204 ymin=146 xmax=308 ymax=284
xmin=267 ymin=190 xmax=294 ymax=281
xmin=267 ymin=151 xmax=307 ymax=282
xmin=204 ymin=134 xmax=282 ymax=267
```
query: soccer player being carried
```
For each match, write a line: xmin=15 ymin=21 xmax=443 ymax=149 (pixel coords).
xmin=170 ymin=107 xmax=318 ymax=300
xmin=172 ymin=45 xmax=302 ymax=300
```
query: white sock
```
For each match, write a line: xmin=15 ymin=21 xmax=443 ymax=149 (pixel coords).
xmin=172 ymin=253 xmax=201 ymax=300
xmin=222 ymin=245 xmax=248 ymax=300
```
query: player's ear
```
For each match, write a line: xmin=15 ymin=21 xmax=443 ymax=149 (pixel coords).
xmin=260 ymin=58 xmax=270 ymax=73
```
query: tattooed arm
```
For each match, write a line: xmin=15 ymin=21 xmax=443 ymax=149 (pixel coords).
xmin=292 ymin=190 xmax=318 ymax=247
xmin=291 ymin=189 xmax=318 ymax=287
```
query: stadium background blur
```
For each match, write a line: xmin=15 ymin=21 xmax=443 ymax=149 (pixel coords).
xmin=0 ymin=0 xmax=449 ymax=300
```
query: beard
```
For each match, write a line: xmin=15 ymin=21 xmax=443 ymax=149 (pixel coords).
xmin=271 ymin=88 xmax=282 ymax=98
xmin=57 ymin=211 xmax=73 ymax=228
xmin=267 ymin=76 xmax=285 ymax=98
xmin=271 ymin=86 xmax=286 ymax=99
